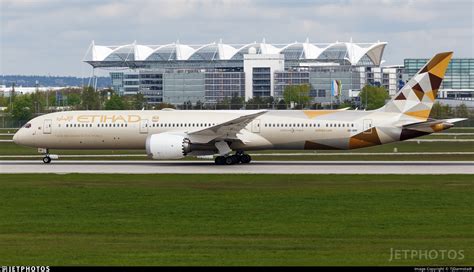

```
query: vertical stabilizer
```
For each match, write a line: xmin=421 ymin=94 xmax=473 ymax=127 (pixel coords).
xmin=380 ymin=52 xmax=452 ymax=121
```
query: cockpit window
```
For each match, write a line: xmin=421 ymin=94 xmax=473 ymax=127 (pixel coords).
xmin=24 ymin=123 xmax=32 ymax=128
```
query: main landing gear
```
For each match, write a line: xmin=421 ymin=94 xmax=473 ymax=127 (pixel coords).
xmin=214 ymin=152 xmax=252 ymax=165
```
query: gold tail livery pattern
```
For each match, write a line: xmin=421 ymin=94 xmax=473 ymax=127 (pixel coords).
xmin=380 ymin=52 xmax=453 ymax=121
xmin=345 ymin=52 xmax=454 ymax=149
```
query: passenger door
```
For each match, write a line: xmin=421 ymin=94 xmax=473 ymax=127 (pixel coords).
xmin=43 ymin=119 xmax=52 ymax=134
xmin=251 ymin=119 xmax=260 ymax=133
xmin=363 ymin=119 xmax=373 ymax=134
xmin=139 ymin=119 xmax=148 ymax=134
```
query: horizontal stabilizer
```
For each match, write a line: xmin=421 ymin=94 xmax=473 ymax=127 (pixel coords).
xmin=442 ymin=118 xmax=468 ymax=124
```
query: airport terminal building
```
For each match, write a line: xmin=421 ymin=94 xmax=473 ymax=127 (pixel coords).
xmin=85 ymin=40 xmax=404 ymax=106
xmin=404 ymin=58 xmax=474 ymax=101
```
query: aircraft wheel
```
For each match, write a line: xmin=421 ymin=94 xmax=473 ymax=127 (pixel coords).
xmin=215 ymin=156 xmax=225 ymax=165
xmin=225 ymin=156 xmax=235 ymax=165
xmin=42 ymin=156 xmax=51 ymax=164
xmin=231 ymin=155 xmax=241 ymax=164
xmin=240 ymin=154 xmax=251 ymax=164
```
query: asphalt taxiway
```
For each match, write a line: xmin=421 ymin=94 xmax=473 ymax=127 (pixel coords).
xmin=0 ymin=160 xmax=473 ymax=174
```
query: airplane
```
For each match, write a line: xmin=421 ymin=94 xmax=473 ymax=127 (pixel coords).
xmin=13 ymin=52 xmax=466 ymax=165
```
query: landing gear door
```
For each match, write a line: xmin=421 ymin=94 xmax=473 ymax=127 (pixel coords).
xmin=251 ymin=119 xmax=260 ymax=133
xmin=363 ymin=119 xmax=373 ymax=134
xmin=43 ymin=119 xmax=52 ymax=134
xmin=139 ymin=119 xmax=148 ymax=134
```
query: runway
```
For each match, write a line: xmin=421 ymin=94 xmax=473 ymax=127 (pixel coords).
xmin=1 ymin=160 xmax=473 ymax=174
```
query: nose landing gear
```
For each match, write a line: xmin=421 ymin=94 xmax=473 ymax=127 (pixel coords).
xmin=42 ymin=156 xmax=52 ymax=164
xmin=39 ymin=148 xmax=58 ymax=164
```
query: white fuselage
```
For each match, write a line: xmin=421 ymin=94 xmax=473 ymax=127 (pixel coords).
xmin=13 ymin=109 xmax=404 ymax=152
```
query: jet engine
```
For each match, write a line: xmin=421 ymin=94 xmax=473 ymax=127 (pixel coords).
xmin=146 ymin=133 xmax=191 ymax=159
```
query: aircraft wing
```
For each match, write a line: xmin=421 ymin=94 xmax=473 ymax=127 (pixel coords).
xmin=187 ymin=110 xmax=267 ymax=143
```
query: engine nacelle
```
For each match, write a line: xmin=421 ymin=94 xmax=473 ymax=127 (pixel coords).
xmin=146 ymin=133 xmax=191 ymax=160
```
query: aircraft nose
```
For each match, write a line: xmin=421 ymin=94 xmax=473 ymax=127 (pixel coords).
xmin=13 ymin=130 xmax=21 ymax=144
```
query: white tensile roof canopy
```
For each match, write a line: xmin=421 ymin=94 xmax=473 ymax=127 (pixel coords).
xmin=87 ymin=40 xmax=387 ymax=65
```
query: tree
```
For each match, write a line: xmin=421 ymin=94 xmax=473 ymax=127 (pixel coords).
xmin=276 ymin=99 xmax=287 ymax=110
xmin=216 ymin=97 xmax=231 ymax=110
xmin=245 ymin=96 xmax=264 ymax=109
xmin=67 ymin=92 xmax=81 ymax=107
xmin=338 ymin=101 xmax=353 ymax=109
xmin=230 ymin=94 xmax=244 ymax=109
xmin=455 ymin=104 xmax=469 ymax=118
xmin=81 ymin=86 xmax=100 ymax=110
xmin=430 ymin=102 xmax=452 ymax=119
xmin=132 ymin=93 xmax=146 ymax=110
xmin=193 ymin=100 xmax=203 ymax=110
xmin=105 ymin=94 xmax=125 ymax=110
xmin=359 ymin=85 xmax=390 ymax=110
xmin=10 ymin=94 xmax=33 ymax=123
xmin=283 ymin=84 xmax=311 ymax=109
xmin=262 ymin=96 xmax=275 ymax=109
xmin=181 ymin=100 xmax=192 ymax=110
xmin=0 ymin=95 xmax=7 ymax=107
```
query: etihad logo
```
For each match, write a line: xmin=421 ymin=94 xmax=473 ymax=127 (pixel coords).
xmin=76 ymin=114 xmax=142 ymax=123
xmin=56 ymin=115 xmax=73 ymax=122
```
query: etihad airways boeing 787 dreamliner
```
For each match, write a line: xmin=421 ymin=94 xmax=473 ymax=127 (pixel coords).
xmin=13 ymin=52 xmax=465 ymax=164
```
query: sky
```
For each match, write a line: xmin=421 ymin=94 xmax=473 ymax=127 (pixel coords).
xmin=1 ymin=0 xmax=473 ymax=76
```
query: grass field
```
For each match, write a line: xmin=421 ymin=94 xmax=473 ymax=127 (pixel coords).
xmin=0 ymin=174 xmax=472 ymax=266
